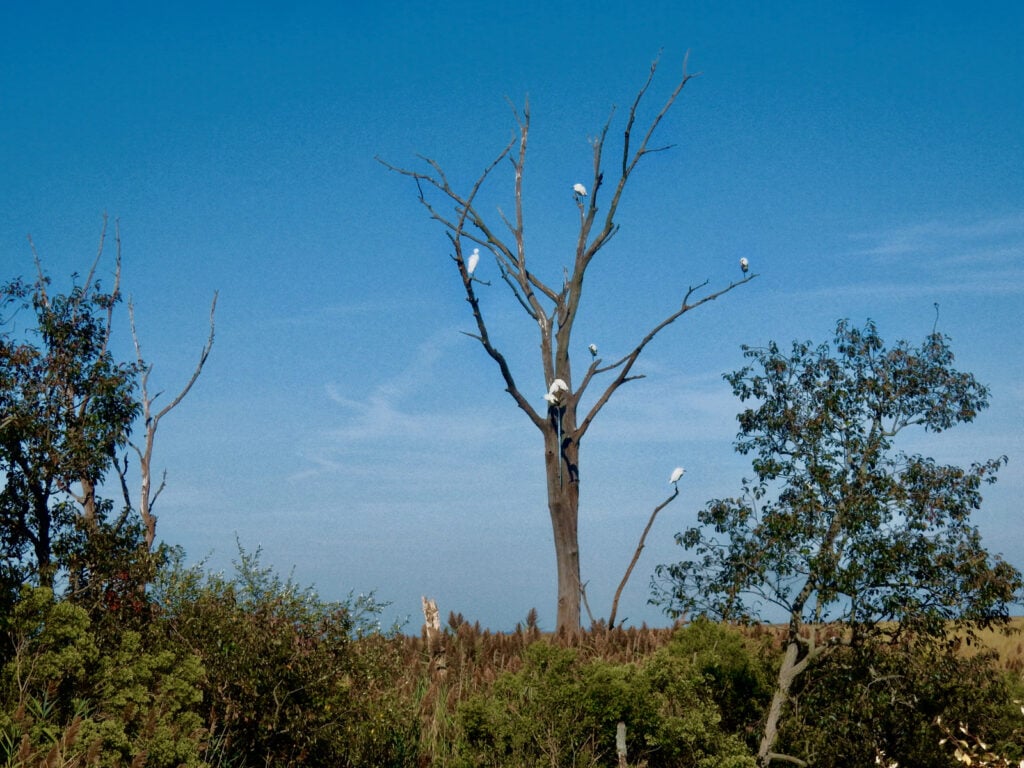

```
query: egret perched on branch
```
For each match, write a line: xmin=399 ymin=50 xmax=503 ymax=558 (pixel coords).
xmin=573 ymin=183 xmax=587 ymax=197
xmin=467 ymin=248 xmax=480 ymax=275
xmin=670 ymin=467 xmax=685 ymax=485
xmin=544 ymin=378 xmax=569 ymax=407
xmin=588 ymin=343 xmax=598 ymax=357
xmin=739 ymin=257 xmax=749 ymax=275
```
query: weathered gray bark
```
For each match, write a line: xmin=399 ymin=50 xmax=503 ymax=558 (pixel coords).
xmin=123 ymin=293 xmax=216 ymax=548
xmin=757 ymin=639 xmax=812 ymax=767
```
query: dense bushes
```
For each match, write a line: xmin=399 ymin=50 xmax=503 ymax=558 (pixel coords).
xmin=777 ymin=639 xmax=1024 ymax=768
xmin=0 ymin=586 xmax=206 ymax=767
xmin=152 ymin=545 xmax=417 ymax=767
xmin=452 ymin=639 xmax=758 ymax=767
xmin=0 ymin=548 xmax=416 ymax=767
xmin=426 ymin=619 xmax=767 ymax=767
xmin=2 ymin=559 xmax=1022 ymax=767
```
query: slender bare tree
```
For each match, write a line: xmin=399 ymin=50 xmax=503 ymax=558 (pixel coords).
xmin=119 ymin=292 xmax=216 ymax=549
xmin=381 ymin=57 xmax=756 ymax=632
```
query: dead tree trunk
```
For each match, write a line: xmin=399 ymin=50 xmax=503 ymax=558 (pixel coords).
xmin=545 ymin=415 xmax=581 ymax=631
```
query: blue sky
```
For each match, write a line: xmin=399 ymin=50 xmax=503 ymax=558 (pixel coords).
xmin=2 ymin=1 xmax=1022 ymax=630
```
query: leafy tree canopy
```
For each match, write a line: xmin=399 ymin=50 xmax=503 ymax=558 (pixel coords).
xmin=654 ymin=319 xmax=1022 ymax=767
xmin=0 ymin=269 xmax=139 ymax=593
xmin=656 ymin=319 xmax=1020 ymax=640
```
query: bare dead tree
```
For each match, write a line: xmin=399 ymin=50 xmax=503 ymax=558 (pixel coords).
xmin=119 ymin=291 xmax=217 ymax=549
xmin=380 ymin=56 xmax=757 ymax=632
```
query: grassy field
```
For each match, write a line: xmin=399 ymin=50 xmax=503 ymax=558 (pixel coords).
xmin=951 ymin=616 xmax=1024 ymax=671
xmin=750 ymin=618 xmax=1024 ymax=671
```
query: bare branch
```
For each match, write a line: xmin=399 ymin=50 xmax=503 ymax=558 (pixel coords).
xmin=455 ymin=243 xmax=545 ymax=429
xmin=377 ymin=145 xmax=519 ymax=267
xmin=557 ymin=56 xmax=698 ymax=380
xmin=577 ymin=272 xmax=757 ymax=439
xmin=152 ymin=292 xmax=217 ymax=423
xmin=380 ymin=106 xmax=564 ymax=428
xmin=80 ymin=212 xmax=109 ymax=305
xmin=609 ymin=486 xmax=679 ymax=628
xmin=580 ymin=580 xmax=597 ymax=626
xmin=496 ymin=259 xmax=538 ymax=319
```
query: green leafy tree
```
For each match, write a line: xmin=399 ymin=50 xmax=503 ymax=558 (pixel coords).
xmin=654 ymin=319 xmax=1022 ymax=767
xmin=382 ymin=57 xmax=756 ymax=632
xmin=0 ymin=248 xmax=139 ymax=592
xmin=0 ymin=221 xmax=214 ymax=610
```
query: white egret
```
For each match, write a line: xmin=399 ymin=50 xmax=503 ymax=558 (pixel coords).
xmin=467 ymin=248 xmax=480 ymax=275
xmin=670 ymin=467 xmax=685 ymax=484
xmin=549 ymin=378 xmax=569 ymax=396
xmin=588 ymin=343 xmax=598 ymax=357
xmin=545 ymin=378 xmax=569 ymax=406
xmin=740 ymin=257 xmax=749 ymax=274
xmin=573 ymin=183 xmax=587 ymax=197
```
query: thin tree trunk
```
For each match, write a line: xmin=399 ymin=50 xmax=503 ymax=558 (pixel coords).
xmin=757 ymin=640 xmax=810 ymax=768
xmin=33 ymin=495 xmax=53 ymax=589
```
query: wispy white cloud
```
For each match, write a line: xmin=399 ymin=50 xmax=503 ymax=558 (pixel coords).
xmin=291 ymin=328 xmax=526 ymax=482
xmin=772 ymin=211 xmax=1024 ymax=304
xmin=846 ymin=211 xmax=1024 ymax=262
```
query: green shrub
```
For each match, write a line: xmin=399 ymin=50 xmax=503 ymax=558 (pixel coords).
xmin=0 ymin=586 xmax=206 ymax=767
xmin=153 ymin=543 xmax=416 ymax=767
xmin=654 ymin=617 xmax=773 ymax=742
xmin=452 ymin=623 xmax=760 ymax=768
xmin=777 ymin=640 xmax=1022 ymax=768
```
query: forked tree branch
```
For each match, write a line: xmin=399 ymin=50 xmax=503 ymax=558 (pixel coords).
xmin=560 ymin=56 xmax=697 ymax=382
xmin=380 ymin=54 xmax=750 ymax=457
xmin=122 ymin=291 xmax=217 ymax=547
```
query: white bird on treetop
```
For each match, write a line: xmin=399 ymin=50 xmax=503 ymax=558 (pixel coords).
xmin=573 ymin=183 xmax=587 ymax=196
xmin=588 ymin=343 xmax=598 ymax=357
xmin=467 ymin=248 xmax=480 ymax=275
xmin=544 ymin=378 xmax=569 ymax=406
xmin=670 ymin=467 xmax=685 ymax=484
xmin=739 ymin=257 xmax=749 ymax=274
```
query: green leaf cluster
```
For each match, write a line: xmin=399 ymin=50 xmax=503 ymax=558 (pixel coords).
xmin=0 ymin=586 xmax=206 ymax=767
xmin=1 ymin=268 xmax=140 ymax=597
xmin=656 ymin=319 xmax=1021 ymax=640
xmin=778 ymin=642 xmax=1024 ymax=768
